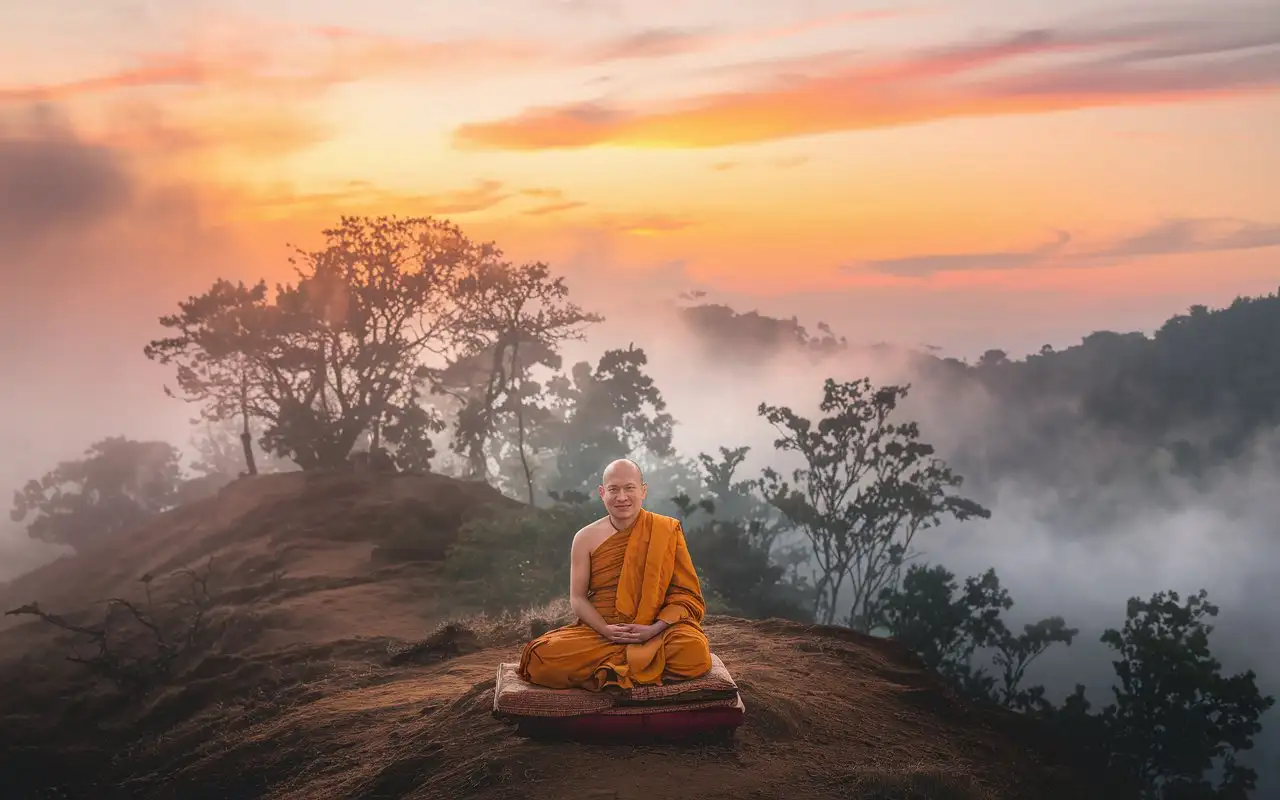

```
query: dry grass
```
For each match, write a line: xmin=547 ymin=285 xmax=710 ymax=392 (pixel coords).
xmin=0 ymin=472 xmax=1095 ymax=800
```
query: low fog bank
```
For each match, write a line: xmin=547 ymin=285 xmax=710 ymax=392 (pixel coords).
xmin=926 ymin=474 xmax=1280 ymax=786
xmin=620 ymin=303 xmax=1280 ymax=786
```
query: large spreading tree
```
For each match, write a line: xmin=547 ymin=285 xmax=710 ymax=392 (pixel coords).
xmin=144 ymin=216 xmax=487 ymax=470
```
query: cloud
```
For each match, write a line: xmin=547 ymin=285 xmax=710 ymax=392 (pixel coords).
xmin=525 ymin=200 xmax=586 ymax=216
xmin=0 ymin=8 xmax=907 ymax=109
xmin=582 ymin=9 xmax=906 ymax=64
xmin=247 ymin=178 xmax=514 ymax=217
xmin=1085 ymin=218 xmax=1280 ymax=260
xmin=0 ymin=28 xmax=551 ymax=107
xmin=848 ymin=218 xmax=1280 ymax=277
xmin=611 ymin=214 xmax=697 ymax=236
xmin=0 ymin=106 xmax=134 ymax=255
xmin=588 ymin=27 xmax=718 ymax=61
xmin=520 ymin=187 xmax=566 ymax=199
xmin=709 ymin=155 xmax=808 ymax=172
xmin=96 ymin=100 xmax=332 ymax=160
xmin=773 ymin=155 xmax=809 ymax=168
xmin=849 ymin=232 xmax=1073 ymax=278
xmin=0 ymin=54 xmax=208 ymax=104
xmin=451 ymin=20 xmax=1280 ymax=150
xmin=515 ymin=187 xmax=586 ymax=216
xmin=419 ymin=179 xmax=511 ymax=215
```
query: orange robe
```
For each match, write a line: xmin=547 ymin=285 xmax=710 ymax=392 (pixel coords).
xmin=519 ymin=509 xmax=711 ymax=690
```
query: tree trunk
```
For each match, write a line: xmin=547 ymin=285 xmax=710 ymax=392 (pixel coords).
xmin=238 ymin=380 xmax=258 ymax=476
xmin=239 ymin=430 xmax=258 ymax=476
xmin=511 ymin=339 xmax=535 ymax=506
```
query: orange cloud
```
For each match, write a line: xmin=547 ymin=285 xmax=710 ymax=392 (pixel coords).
xmin=0 ymin=29 xmax=549 ymax=106
xmin=525 ymin=200 xmax=586 ymax=216
xmin=242 ymin=179 xmax=514 ymax=220
xmin=0 ymin=55 xmax=207 ymax=103
xmin=708 ymin=155 xmax=807 ymax=172
xmin=0 ymin=9 xmax=908 ymax=106
xmin=611 ymin=214 xmax=697 ymax=236
xmin=452 ymin=24 xmax=1280 ymax=150
xmin=96 ymin=101 xmax=331 ymax=159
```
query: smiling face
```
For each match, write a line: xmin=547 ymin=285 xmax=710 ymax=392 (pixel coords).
xmin=598 ymin=459 xmax=647 ymax=527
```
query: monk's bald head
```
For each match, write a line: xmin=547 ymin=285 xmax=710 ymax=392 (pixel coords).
xmin=599 ymin=459 xmax=647 ymax=525
xmin=602 ymin=459 xmax=644 ymax=486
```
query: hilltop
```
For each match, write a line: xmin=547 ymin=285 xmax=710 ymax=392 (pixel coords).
xmin=0 ymin=471 xmax=1095 ymax=799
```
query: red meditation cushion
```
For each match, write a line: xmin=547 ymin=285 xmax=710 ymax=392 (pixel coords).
xmin=517 ymin=704 xmax=745 ymax=741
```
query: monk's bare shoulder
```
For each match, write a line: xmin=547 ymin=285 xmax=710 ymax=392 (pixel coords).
xmin=572 ymin=517 xmax=615 ymax=553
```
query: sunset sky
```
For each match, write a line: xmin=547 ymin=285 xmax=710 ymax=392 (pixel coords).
xmin=1 ymin=0 xmax=1279 ymax=479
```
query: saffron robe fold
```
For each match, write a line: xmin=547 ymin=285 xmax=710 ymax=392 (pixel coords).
xmin=518 ymin=509 xmax=711 ymax=690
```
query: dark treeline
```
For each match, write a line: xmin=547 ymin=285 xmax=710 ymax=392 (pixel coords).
xmin=8 ymin=215 xmax=1278 ymax=798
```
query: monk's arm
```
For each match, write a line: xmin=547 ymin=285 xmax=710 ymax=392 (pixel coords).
xmin=656 ymin=525 xmax=706 ymax=626
xmin=568 ymin=528 xmax=614 ymax=637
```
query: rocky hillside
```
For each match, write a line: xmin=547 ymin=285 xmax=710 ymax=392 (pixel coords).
xmin=0 ymin=472 xmax=1095 ymax=799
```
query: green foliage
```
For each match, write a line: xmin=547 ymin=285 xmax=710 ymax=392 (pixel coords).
xmin=759 ymin=377 xmax=990 ymax=628
xmin=443 ymin=501 xmax=600 ymax=614
xmin=10 ymin=437 xmax=183 ymax=549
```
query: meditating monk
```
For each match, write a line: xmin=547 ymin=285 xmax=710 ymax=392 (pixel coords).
xmin=519 ymin=458 xmax=712 ymax=691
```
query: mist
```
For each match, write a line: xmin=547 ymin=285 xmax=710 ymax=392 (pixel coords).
xmin=594 ymin=302 xmax=1280 ymax=787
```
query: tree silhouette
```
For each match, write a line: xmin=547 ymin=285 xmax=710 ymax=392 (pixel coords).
xmin=759 ymin=378 xmax=990 ymax=627
xmin=443 ymin=260 xmax=601 ymax=500
xmin=697 ymin=445 xmax=783 ymax=554
xmin=872 ymin=563 xmax=1077 ymax=709
xmin=10 ymin=437 xmax=183 ymax=549
xmin=544 ymin=345 xmax=674 ymax=494
xmin=1098 ymin=590 xmax=1274 ymax=798
xmin=677 ymin=302 xmax=847 ymax=364
xmin=670 ymin=495 xmax=809 ymax=621
xmin=145 ymin=216 xmax=487 ymax=469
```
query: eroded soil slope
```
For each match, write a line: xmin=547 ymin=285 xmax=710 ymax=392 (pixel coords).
xmin=0 ymin=472 xmax=1090 ymax=800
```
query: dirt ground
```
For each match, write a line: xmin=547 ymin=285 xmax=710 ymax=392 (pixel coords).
xmin=0 ymin=472 xmax=1094 ymax=800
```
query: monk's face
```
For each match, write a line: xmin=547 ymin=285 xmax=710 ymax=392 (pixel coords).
xmin=599 ymin=466 xmax=647 ymax=521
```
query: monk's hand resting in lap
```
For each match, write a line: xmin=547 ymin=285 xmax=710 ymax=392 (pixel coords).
xmin=604 ymin=621 xmax=668 ymax=644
